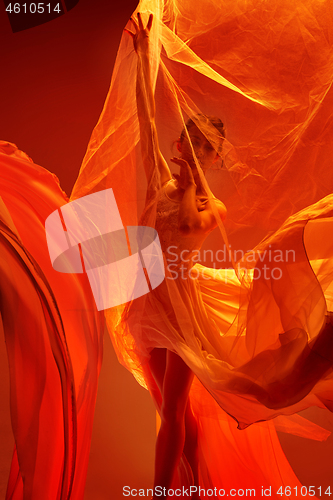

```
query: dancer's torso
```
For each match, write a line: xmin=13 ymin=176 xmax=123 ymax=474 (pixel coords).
xmin=155 ymin=179 xmax=212 ymax=273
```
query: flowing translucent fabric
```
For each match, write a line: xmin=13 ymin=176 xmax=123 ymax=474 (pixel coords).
xmin=71 ymin=0 xmax=333 ymax=494
xmin=0 ymin=142 xmax=104 ymax=500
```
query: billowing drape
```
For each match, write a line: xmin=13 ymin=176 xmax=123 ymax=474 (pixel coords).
xmin=2 ymin=0 xmax=333 ymax=496
xmin=71 ymin=0 xmax=333 ymax=494
xmin=0 ymin=142 xmax=104 ymax=500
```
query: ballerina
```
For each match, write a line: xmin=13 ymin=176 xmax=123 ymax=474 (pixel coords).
xmin=122 ymin=10 xmax=333 ymax=499
xmin=125 ymin=12 xmax=228 ymax=499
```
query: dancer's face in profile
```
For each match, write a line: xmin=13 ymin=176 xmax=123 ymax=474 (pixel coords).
xmin=178 ymin=125 xmax=219 ymax=172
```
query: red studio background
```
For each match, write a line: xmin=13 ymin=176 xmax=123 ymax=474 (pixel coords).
xmin=0 ymin=0 xmax=332 ymax=499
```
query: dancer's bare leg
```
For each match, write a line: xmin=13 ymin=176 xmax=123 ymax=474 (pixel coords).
xmin=148 ymin=348 xmax=167 ymax=394
xmin=148 ymin=348 xmax=201 ymax=499
xmin=153 ymin=350 xmax=193 ymax=498
xmin=148 ymin=349 xmax=201 ymax=496
xmin=184 ymin=402 xmax=200 ymax=493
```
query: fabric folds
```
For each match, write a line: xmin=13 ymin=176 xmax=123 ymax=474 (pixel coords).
xmin=70 ymin=0 xmax=333 ymax=494
xmin=2 ymin=0 xmax=333 ymax=496
xmin=72 ymin=0 xmax=333 ymax=494
xmin=0 ymin=142 xmax=104 ymax=500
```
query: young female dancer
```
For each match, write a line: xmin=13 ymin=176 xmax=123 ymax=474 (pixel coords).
xmin=125 ymin=12 xmax=227 ymax=499
xmin=124 ymin=12 xmax=333 ymax=499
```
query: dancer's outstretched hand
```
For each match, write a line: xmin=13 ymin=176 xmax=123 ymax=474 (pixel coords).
xmin=124 ymin=12 xmax=153 ymax=54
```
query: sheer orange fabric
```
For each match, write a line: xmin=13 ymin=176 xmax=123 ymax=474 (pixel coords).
xmin=0 ymin=142 xmax=104 ymax=500
xmin=2 ymin=0 xmax=333 ymax=497
xmin=71 ymin=0 xmax=333 ymax=495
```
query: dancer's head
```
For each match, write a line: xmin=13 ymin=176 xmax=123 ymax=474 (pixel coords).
xmin=177 ymin=114 xmax=225 ymax=172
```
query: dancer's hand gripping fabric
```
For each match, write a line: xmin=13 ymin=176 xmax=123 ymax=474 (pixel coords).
xmin=170 ymin=157 xmax=197 ymax=191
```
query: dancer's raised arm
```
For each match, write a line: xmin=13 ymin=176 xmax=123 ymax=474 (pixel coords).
xmin=125 ymin=13 xmax=172 ymax=192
